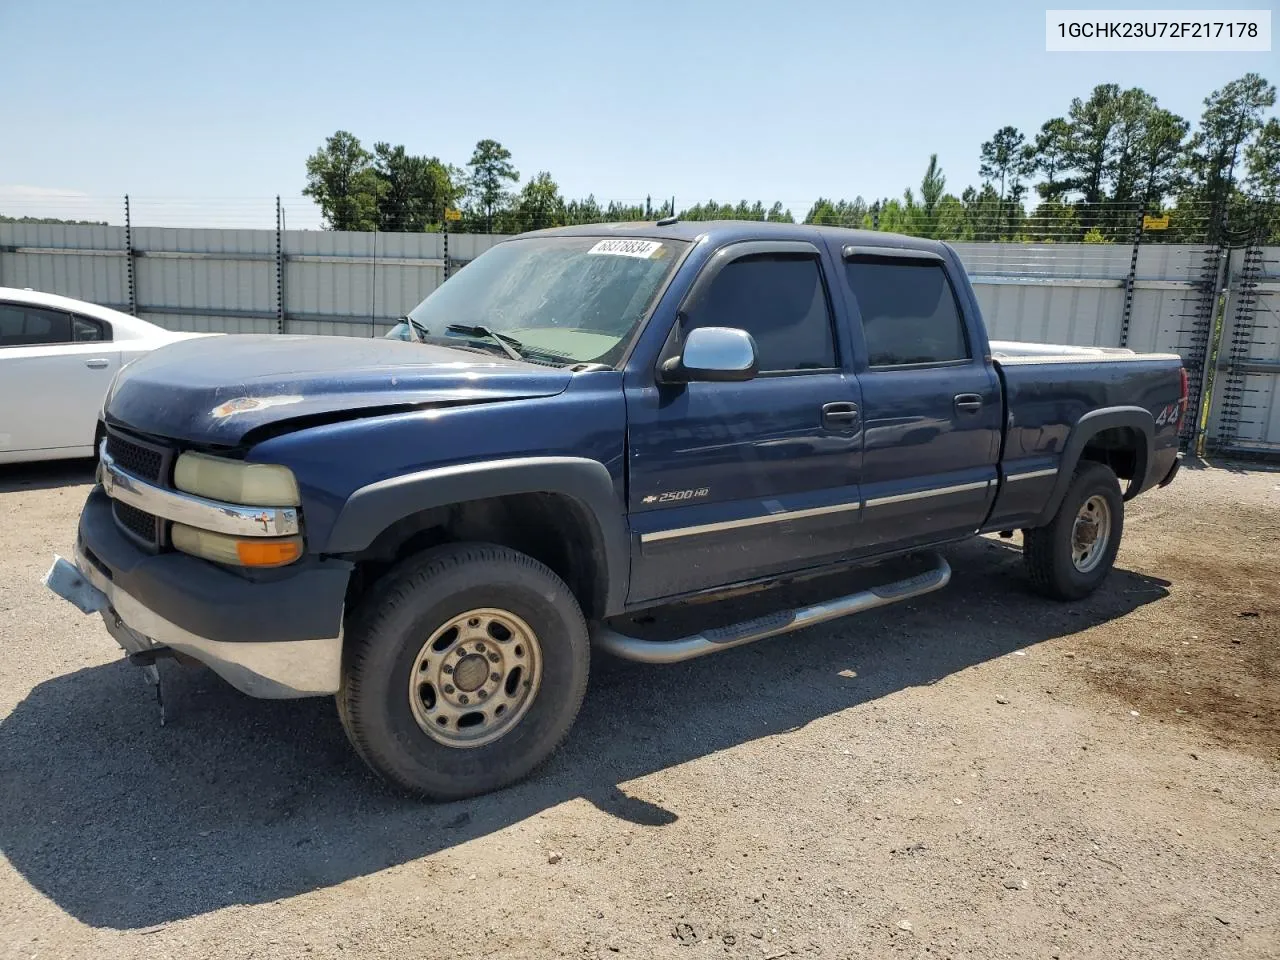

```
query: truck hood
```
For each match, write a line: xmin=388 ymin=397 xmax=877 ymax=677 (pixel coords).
xmin=105 ymin=334 xmax=573 ymax=446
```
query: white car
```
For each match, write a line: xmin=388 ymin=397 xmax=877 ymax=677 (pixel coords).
xmin=0 ymin=287 xmax=206 ymax=464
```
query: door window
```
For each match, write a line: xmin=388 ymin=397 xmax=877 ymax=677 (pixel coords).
xmin=684 ymin=254 xmax=837 ymax=372
xmin=72 ymin=315 xmax=108 ymax=342
xmin=0 ymin=305 xmax=73 ymax=347
xmin=844 ymin=259 xmax=969 ymax=367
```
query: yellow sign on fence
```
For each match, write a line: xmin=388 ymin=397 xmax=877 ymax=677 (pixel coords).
xmin=444 ymin=208 xmax=462 ymax=221
xmin=1143 ymin=214 xmax=1170 ymax=230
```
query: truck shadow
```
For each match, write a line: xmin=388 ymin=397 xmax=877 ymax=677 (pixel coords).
xmin=0 ymin=537 xmax=1170 ymax=930
xmin=0 ymin=459 xmax=96 ymax=493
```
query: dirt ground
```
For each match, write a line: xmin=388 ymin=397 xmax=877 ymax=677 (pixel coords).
xmin=0 ymin=459 xmax=1276 ymax=960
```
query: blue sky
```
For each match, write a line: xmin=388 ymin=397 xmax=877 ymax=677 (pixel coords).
xmin=0 ymin=0 xmax=1275 ymax=227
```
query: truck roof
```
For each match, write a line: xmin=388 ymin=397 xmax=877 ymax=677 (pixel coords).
xmin=518 ymin=219 xmax=949 ymax=254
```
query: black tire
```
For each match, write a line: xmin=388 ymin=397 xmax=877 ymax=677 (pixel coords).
xmin=337 ymin=542 xmax=590 ymax=800
xmin=1023 ymin=461 xmax=1124 ymax=601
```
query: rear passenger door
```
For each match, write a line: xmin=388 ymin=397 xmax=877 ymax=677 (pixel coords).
xmin=839 ymin=248 xmax=1000 ymax=551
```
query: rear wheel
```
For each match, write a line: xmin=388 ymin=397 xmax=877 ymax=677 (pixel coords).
xmin=337 ymin=543 xmax=590 ymax=800
xmin=1023 ymin=461 xmax=1124 ymax=601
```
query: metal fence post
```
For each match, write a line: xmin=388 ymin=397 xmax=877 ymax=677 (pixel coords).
xmin=1190 ymin=236 xmax=1230 ymax=454
xmin=124 ymin=194 xmax=136 ymax=316
xmin=275 ymin=196 xmax=285 ymax=335
xmin=1119 ymin=203 xmax=1145 ymax=348
xmin=443 ymin=223 xmax=450 ymax=282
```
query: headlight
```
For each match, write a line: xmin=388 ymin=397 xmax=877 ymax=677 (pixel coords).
xmin=174 ymin=452 xmax=300 ymax=506
xmin=171 ymin=524 xmax=302 ymax=568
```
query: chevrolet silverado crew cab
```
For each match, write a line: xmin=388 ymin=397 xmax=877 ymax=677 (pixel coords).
xmin=45 ymin=221 xmax=1184 ymax=799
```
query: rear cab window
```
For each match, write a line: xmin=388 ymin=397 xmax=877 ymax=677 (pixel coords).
xmin=843 ymin=255 xmax=970 ymax=368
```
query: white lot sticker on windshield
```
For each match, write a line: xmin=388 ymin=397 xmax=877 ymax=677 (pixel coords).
xmin=587 ymin=238 xmax=663 ymax=259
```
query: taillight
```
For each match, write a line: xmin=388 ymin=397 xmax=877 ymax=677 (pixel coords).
xmin=1179 ymin=367 xmax=1189 ymax=417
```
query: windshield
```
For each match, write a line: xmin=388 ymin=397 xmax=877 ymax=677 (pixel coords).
xmin=405 ymin=236 xmax=688 ymax=366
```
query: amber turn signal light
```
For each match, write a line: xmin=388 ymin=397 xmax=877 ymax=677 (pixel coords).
xmin=235 ymin=538 xmax=303 ymax=567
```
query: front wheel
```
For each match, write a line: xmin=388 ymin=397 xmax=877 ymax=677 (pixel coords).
xmin=337 ymin=543 xmax=590 ymax=800
xmin=1022 ymin=461 xmax=1124 ymax=601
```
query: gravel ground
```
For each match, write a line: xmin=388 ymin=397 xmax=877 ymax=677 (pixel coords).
xmin=0 ymin=459 xmax=1276 ymax=960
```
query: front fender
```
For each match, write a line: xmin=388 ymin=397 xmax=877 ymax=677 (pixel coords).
xmin=325 ymin=456 xmax=630 ymax=616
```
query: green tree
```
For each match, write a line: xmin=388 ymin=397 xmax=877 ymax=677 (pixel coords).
xmin=1032 ymin=118 xmax=1073 ymax=199
xmin=804 ymin=197 xmax=839 ymax=224
xmin=919 ymin=154 xmax=946 ymax=236
xmin=1026 ymin=198 xmax=1081 ymax=241
xmin=1183 ymin=73 xmax=1276 ymax=224
xmin=979 ymin=126 xmax=1033 ymax=204
xmin=933 ymin=194 xmax=969 ymax=240
xmin=514 ymin=171 xmax=565 ymax=229
xmin=961 ymin=184 xmax=1003 ymax=241
xmin=304 ymin=130 xmax=378 ymax=231
xmin=1135 ymin=108 xmax=1189 ymax=207
xmin=766 ymin=202 xmax=795 ymax=222
xmin=565 ymin=194 xmax=604 ymax=224
xmin=1061 ymin=84 xmax=1122 ymax=210
xmin=467 ymin=139 xmax=519 ymax=232
xmin=805 ymin=197 xmax=867 ymax=226
xmin=1244 ymin=118 xmax=1280 ymax=201
xmin=370 ymin=143 xmax=460 ymax=231
xmin=1106 ymin=89 xmax=1158 ymax=207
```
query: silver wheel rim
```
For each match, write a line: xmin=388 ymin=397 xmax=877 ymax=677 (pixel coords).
xmin=1071 ymin=495 xmax=1112 ymax=573
xmin=408 ymin=607 xmax=543 ymax=749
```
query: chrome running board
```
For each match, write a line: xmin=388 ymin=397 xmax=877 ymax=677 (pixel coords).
xmin=591 ymin=553 xmax=951 ymax=664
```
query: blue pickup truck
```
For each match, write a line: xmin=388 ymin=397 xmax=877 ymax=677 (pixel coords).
xmin=46 ymin=220 xmax=1184 ymax=799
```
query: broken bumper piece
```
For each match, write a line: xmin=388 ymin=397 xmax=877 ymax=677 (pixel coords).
xmin=44 ymin=547 xmax=342 ymax=699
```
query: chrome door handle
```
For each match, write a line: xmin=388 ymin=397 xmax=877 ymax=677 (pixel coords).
xmin=954 ymin=393 xmax=983 ymax=412
xmin=85 ymin=358 xmax=110 ymax=369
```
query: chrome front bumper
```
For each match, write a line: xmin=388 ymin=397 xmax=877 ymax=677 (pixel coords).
xmin=44 ymin=547 xmax=341 ymax=699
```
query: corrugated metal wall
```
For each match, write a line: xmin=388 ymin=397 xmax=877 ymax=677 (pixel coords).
xmin=2 ymin=225 xmax=1206 ymax=354
xmin=951 ymin=242 xmax=1199 ymax=356
xmin=0 ymin=224 xmax=507 ymax=338
xmin=2 ymin=223 xmax=1235 ymax=450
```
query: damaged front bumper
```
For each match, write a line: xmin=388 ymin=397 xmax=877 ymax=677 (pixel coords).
xmin=43 ymin=487 xmax=350 ymax=699
xmin=45 ymin=546 xmax=342 ymax=699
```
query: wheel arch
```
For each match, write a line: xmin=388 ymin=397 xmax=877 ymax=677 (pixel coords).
xmin=326 ymin=457 xmax=629 ymax=618
xmin=1034 ymin=407 xmax=1153 ymax=526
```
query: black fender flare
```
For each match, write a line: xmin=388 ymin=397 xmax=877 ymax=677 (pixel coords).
xmin=325 ymin=457 xmax=629 ymax=617
xmin=1033 ymin=406 xmax=1155 ymax=526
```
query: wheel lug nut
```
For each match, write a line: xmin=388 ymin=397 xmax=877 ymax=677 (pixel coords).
xmin=443 ymin=684 xmax=455 ymax=694
xmin=477 ymin=690 xmax=487 ymax=699
xmin=442 ymin=664 xmax=453 ymax=674
xmin=487 ymin=652 xmax=500 ymax=662
xmin=490 ymin=672 xmax=501 ymax=682
xmin=475 ymin=642 xmax=486 ymax=653
xmin=458 ymin=694 xmax=469 ymax=704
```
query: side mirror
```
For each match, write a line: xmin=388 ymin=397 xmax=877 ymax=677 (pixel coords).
xmin=660 ymin=326 xmax=758 ymax=383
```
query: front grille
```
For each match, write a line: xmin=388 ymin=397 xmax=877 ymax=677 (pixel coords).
xmin=113 ymin=501 xmax=160 ymax=545
xmin=106 ymin=432 xmax=164 ymax=482
xmin=104 ymin=427 xmax=175 ymax=549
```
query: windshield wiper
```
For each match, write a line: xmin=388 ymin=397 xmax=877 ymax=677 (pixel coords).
xmin=445 ymin=323 xmax=525 ymax=362
xmin=400 ymin=316 xmax=430 ymax=342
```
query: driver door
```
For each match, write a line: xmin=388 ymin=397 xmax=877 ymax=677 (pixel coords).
xmin=624 ymin=241 xmax=864 ymax=604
